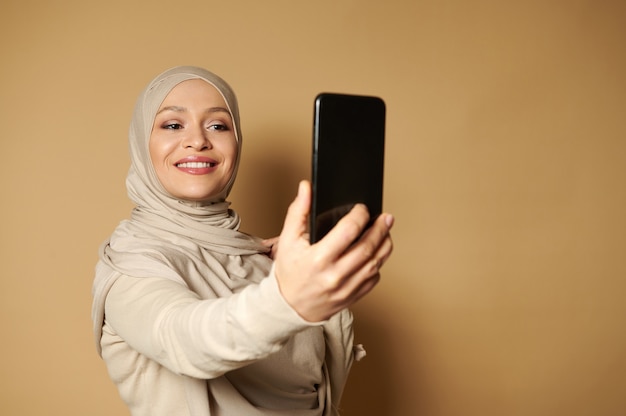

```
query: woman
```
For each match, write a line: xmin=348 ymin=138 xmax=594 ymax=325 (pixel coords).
xmin=92 ymin=66 xmax=393 ymax=416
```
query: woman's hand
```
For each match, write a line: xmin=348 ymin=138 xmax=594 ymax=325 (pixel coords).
xmin=261 ymin=236 xmax=280 ymax=259
xmin=274 ymin=180 xmax=394 ymax=322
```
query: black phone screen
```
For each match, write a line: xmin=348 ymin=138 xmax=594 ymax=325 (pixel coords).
xmin=310 ymin=93 xmax=386 ymax=243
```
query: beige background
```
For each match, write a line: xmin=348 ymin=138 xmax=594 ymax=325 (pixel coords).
xmin=1 ymin=0 xmax=625 ymax=415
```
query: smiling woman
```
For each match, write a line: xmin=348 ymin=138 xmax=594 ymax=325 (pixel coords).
xmin=149 ymin=79 xmax=238 ymax=202
xmin=91 ymin=66 xmax=394 ymax=416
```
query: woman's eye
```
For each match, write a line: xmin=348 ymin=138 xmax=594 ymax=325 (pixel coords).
xmin=163 ymin=123 xmax=183 ymax=130
xmin=208 ymin=123 xmax=228 ymax=131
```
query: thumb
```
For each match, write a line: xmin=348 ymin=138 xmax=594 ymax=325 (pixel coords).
xmin=279 ymin=180 xmax=311 ymax=244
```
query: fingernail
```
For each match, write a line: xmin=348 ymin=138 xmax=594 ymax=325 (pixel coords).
xmin=298 ymin=181 xmax=305 ymax=197
xmin=385 ymin=214 xmax=394 ymax=228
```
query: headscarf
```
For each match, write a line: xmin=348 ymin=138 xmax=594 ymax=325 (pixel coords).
xmin=126 ymin=65 xmax=266 ymax=253
xmin=92 ymin=66 xmax=269 ymax=354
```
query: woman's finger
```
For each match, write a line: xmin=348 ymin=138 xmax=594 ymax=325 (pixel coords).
xmin=312 ymin=203 xmax=371 ymax=264
xmin=332 ymin=213 xmax=394 ymax=279
xmin=278 ymin=180 xmax=311 ymax=247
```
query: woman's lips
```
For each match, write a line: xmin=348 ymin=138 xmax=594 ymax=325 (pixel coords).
xmin=177 ymin=161 xmax=215 ymax=168
xmin=175 ymin=156 xmax=217 ymax=174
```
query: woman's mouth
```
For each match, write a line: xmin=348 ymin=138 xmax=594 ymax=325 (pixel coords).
xmin=174 ymin=157 xmax=218 ymax=174
xmin=176 ymin=161 xmax=216 ymax=168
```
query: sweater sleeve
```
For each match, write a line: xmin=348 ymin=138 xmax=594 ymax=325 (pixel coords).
xmin=323 ymin=308 xmax=358 ymax=409
xmin=104 ymin=269 xmax=319 ymax=379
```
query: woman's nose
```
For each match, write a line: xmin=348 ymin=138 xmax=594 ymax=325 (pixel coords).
xmin=182 ymin=125 xmax=212 ymax=150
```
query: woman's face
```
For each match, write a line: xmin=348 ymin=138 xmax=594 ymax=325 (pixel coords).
xmin=149 ymin=79 xmax=238 ymax=202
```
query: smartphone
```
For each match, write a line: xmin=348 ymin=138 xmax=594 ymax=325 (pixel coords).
xmin=310 ymin=92 xmax=386 ymax=243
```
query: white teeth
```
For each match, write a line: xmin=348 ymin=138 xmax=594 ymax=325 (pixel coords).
xmin=177 ymin=162 xmax=214 ymax=168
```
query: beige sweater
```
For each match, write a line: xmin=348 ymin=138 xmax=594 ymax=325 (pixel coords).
xmin=96 ymin=258 xmax=361 ymax=416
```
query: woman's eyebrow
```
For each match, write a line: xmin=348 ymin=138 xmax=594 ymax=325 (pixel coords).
xmin=157 ymin=105 xmax=186 ymax=114
xmin=206 ymin=107 xmax=231 ymax=115
xmin=156 ymin=106 xmax=230 ymax=115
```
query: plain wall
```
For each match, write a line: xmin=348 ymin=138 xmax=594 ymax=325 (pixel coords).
xmin=1 ymin=0 xmax=625 ymax=415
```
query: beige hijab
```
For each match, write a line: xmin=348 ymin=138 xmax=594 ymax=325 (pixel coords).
xmin=125 ymin=65 xmax=266 ymax=253
xmin=92 ymin=66 xmax=269 ymax=354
